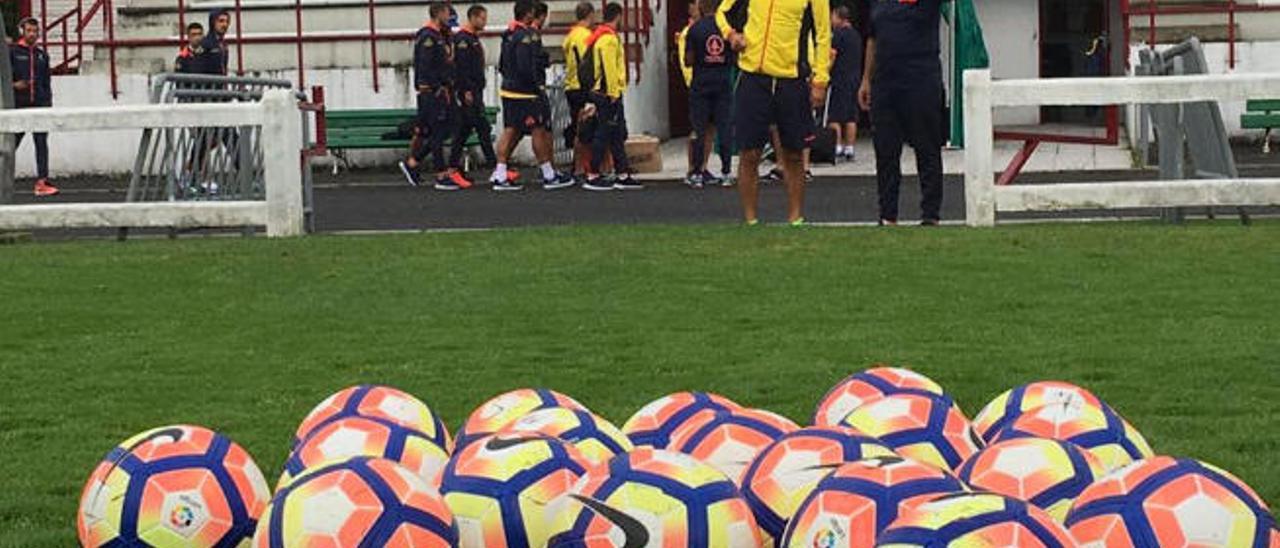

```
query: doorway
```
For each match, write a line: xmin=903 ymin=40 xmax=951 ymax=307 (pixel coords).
xmin=667 ymin=0 xmax=693 ymax=136
xmin=1039 ymin=0 xmax=1109 ymax=125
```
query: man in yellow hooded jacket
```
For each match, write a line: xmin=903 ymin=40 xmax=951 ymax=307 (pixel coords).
xmin=581 ymin=2 xmax=642 ymax=191
xmin=717 ymin=0 xmax=830 ymax=225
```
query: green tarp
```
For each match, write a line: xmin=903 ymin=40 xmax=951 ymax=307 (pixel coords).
xmin=944 ymin=0 xmax=989 ymax=147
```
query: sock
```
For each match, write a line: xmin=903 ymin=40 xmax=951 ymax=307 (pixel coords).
xmin=540 ymin=162 xmax=556 ymax=180
xmin=492 ymin=163 xmax=508 ymax=181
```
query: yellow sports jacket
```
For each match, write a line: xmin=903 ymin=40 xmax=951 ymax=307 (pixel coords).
xmin=562 ymin=24 xmax=593 ymax=91
xmin=715 ymin=0 xmax=831 ymax=85
xmin=588 ymin=25 xmax=627 ymax=98
xmin=676 ymin=22 xmax=693 ymax=87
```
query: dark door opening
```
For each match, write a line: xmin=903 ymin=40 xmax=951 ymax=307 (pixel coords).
xmin=1040 ymin=0 xmax=1109 ymax=125
xmin=667 ymin=0 xmax=692 ymax=136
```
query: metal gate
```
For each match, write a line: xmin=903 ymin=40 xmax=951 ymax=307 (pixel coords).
xmin=126 ymin=73 xmax=314 ymax=231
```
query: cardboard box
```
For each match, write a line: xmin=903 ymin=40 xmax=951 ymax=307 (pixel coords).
xmin=625 ymin=134 xmax=663 ymax=174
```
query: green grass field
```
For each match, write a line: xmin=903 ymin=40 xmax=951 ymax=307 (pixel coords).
xmin=2 ymin=222 xmax=1279 ymax=545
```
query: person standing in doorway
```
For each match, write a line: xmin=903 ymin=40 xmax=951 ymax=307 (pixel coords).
xmin=399 ymin=2 xmax=457 ymax=189
xmin=828 ymin=5 xmax=862 ymax=162
xmin=859 ymin=0 xmax=945 ymax=226
xmin=684 ymin=0 xmax=735 ymax=188
xmin=716 ymin=0 xmax=831 ymax=225
xmin=447 ymin=4 xmax=498 ymax=187
xmin=11 ymin=17 xmax=57 ymax=196
xmin=581 ymin=2 xmax=641 ymax=191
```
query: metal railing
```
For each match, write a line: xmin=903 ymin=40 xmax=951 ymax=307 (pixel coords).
xmin=40 ymin=0 xmax=655 ymax=99
xmin=1121 ymin=0 xmax=1280 ymax=70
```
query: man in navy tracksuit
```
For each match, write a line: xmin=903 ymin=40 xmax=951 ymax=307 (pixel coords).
xmin=174 ymin=22 xmax=204 ymax=74
xmin=683 ymin=0 xmax=735 ymax=188
xmin=448 ymin=5 xmax=498 ymax=187
xmin=489 ymin=0 xmax=574 ymax=191
xmin=191 ymin=9 xmax=231 ymax=75
xmin=11 ymin=18 xmax=57 ymax=196
xmin=398 ymin=2 xmax=458 ymax=189
xmin=859 ymin=0 xmax=944 ymax=225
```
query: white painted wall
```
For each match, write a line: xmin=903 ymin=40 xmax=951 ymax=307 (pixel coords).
xmin=973 ymin=0 xmax=1040 ymax=126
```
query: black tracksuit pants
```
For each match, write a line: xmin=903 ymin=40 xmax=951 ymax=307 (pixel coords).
xmin=411 ymin=90 xmax=452 ymax=171
xmin=450 ymin=94 xmax=496 ymax=170
xmin=590 ymin=96 xmax=629 ymax=175
xmin=872 ymin=81 xmax=944 ymax=222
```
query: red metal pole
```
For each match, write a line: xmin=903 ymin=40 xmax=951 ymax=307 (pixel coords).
xmin=1148 ymin=0 xmax=1155 ymax=45
xmin=1121 ymin=0 xmax=1131 ymax=69
xmin=311 ymin=85 xmax=327 ymax=153
xmin=295 ymin=0 xmax=305 ymax=87
xmin=40 ymin=0 xmax=48 ymax=50
xmin=76 ymin=0 xmax=83 ymax=69
xmin=177 ymin=0 xmax=185 ymax=46
xmin=107 ymin=0 xmax=117 ymax=98
xmin=1228 ymin=0 xmax=1236 ymax=69
xmin=367 ymin=0 xmax=379 ymax=93
xmin=234 ymin=0 xmax=244 ymax=75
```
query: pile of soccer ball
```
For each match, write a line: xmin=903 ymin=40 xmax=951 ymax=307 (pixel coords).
xmin=76 ymin=367 xmax=1280 ymax=547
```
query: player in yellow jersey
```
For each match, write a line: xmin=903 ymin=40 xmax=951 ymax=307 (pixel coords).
xmin=717 ymin=0 xmax=830 ymax=225
xmin=562 ymin=2 xmax=597 ymax=179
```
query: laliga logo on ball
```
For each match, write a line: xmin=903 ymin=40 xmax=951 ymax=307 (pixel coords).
xmin=811 ymin=525 xmax=841 ymax=548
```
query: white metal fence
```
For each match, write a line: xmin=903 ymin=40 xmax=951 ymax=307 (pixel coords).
xmin=0 ymin=89 xmax=305 ymax=237
xmin=963 ymin=69 xmax=1280 ymax=227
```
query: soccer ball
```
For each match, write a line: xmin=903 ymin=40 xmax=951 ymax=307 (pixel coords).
xmin=498 ymin=407 xmax=634 ymax=464
xmin=741 ymin=426 xmax=898 ymax=543
xmin=668 ymin=407 xmax=800 ymax=485
xmin=78 ymin=425 xmax=271 ymax=547
xmin=972 ymin=381 xmax=1108 ymax=443
xmin=841 ymin=392 xmax=982 ymax=472
xmin=548 ymin=448 xmax=763 ymax=548
xmin=252 ymin=456 xmax=457 ymax=547
xmin=292 ymin=384 xmax=451 ymax=452
xmin=622 ymin=391 xmax=741 ymax=449
xmin=1066 ymin=456 xmax=1278 ymax=548
xmin=456 ymin=388 xmax=587 ymax=450
xmin=780 ymin=456 xmax=966 ymax=548
xmin=280 ymin=416 xmax=451 ymax=490
xmin=994 ymin=401 xmax=1153 ymax=472
xmin=876 ymin=492 xmax=1075 ymax=547
xmin=956 ymin=437 xmax=1107 ymax=521
xmin=812 ymin=366 xmax=946 ymax=427
xmin=441 ymin=432 xmax=591 ymax=548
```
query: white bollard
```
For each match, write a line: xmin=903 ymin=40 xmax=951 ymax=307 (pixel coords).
xmin=261 ymin=89 xmax=305 ymax=237
xmin=963 ymin=69 xmax=995 ymax=227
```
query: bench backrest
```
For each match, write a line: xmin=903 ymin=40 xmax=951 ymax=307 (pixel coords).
xmin=1245 ymin=99 xmax=1280 ymax=113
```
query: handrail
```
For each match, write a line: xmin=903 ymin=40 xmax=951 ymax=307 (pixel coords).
xmin=39 ymin=0 xmax=655 ymax=99
xmin=1122 ymin=0 xmax=1280 ymax=70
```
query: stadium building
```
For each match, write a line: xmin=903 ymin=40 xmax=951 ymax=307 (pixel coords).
xmin=11 ymin=0 xmax=1280 ymax=176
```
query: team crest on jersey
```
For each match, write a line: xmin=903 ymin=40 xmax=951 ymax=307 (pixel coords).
xmin=705 ymin=35 xmax=726 ymax=63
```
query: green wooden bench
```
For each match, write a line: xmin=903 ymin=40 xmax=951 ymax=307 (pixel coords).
xmin=1241 ymin=99 xmax=1280 ymax=153
xmin=321 ymin=107 xmax=499 ymax=172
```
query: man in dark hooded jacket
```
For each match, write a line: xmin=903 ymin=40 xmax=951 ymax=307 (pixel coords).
xmin=11 ymin=17 xmax=57 ymax=196
xmin=191 ymin=8 xmax=231 ymax=75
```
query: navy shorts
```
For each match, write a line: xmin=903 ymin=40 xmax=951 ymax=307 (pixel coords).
xmin=502 ymin=95 xmax=550 ymax=132
xmin=825 ymin=83 xmax=860 ymax=125
xmin=735 ymin=72 xmax=815 ymax=151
